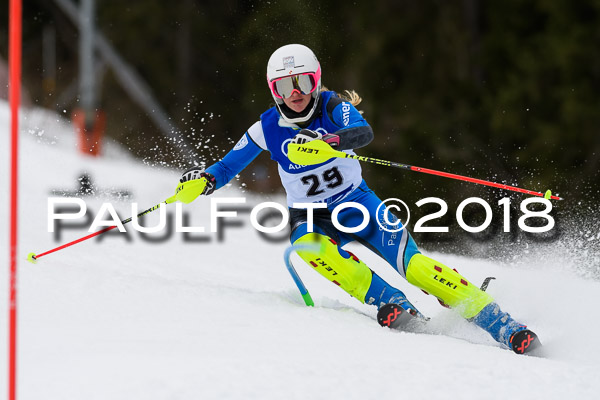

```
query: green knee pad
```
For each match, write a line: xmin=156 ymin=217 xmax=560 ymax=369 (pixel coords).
xmin=406 ymin=254 xmax=493 ymax=318
xmin=294 ymin=233 xmax=373 ymax=303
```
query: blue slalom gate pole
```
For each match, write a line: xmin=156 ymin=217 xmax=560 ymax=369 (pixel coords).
xmin=283 ymin=245 xmax=317 ymax=307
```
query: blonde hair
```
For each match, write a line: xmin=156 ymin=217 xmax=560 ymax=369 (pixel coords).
xmin=321 ymin=86 xmax=362 ymax=107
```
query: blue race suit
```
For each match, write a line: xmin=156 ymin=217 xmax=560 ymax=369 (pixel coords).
xmin=203 ymin=90 xmax=531 ymax=347
xmin=206 ymin=91 xmax=420 ymax=280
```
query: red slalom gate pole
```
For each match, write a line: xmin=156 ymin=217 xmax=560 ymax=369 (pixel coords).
xmin=8 ymin=0 xmax=22 ymax=399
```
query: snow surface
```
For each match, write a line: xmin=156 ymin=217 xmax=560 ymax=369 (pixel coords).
xmin=1 ymin=100 xmax=600 ymax=400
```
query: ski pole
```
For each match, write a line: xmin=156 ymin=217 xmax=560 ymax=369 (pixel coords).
xmin=27 ymin=194 xmax=177 ymax=263
xmin=288 ymin=141 xmax=563 ymax=200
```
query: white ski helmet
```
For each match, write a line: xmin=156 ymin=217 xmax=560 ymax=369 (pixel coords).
xmin=266 ymin=44 xmax=322 ymax=124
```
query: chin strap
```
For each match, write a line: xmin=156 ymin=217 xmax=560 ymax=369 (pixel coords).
xmin=277 ymin=95 xmax=322 ymax=125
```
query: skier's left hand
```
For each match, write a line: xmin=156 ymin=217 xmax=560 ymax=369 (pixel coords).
xmin=291 ymin=129 xmax=340 ymax=148
xmin=291 ymin=129 xmax=322 ymax=145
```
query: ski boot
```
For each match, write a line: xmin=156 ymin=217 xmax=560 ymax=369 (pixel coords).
xmin=472 ymin=302 xmax=541 ymax=355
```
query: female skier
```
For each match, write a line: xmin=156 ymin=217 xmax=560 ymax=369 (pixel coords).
xmin=175 ymin=44 xmax=540 ymax=354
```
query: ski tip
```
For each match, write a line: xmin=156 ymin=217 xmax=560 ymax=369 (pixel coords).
xmin=377 ymin=303 xmax=404 ymax=328
xmin=511 ymin=329 xmax=542 ymax=355
xmin=26 ymin=252 xmax=38 ymax=264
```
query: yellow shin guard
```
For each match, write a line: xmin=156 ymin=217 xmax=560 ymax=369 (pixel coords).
xmin=294 ymin=233 xmax=373 ymax=303
xmin=406 ymin=254 xmax=493 ymax=319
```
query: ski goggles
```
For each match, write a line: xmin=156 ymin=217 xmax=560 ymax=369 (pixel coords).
xmin=268 ymin=69 xmax=321 ymax=99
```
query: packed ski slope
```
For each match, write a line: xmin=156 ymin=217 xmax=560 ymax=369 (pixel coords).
xmin=1 ymin=101 xmax=599 ymax=400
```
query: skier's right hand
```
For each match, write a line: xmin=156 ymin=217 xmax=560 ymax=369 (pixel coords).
xmin=175 ymin=167 xmax=216 ymax=204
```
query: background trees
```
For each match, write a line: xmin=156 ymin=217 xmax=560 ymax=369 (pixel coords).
xmin=1 ymin=0 xmax=598 ymax=208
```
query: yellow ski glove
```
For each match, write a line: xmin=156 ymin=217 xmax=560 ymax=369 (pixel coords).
xmin=175 ymin=167 xmax=216 ymax=204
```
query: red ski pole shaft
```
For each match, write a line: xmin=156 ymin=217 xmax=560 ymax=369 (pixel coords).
xmin=345 ymin=154 xmax=563 ymax=200
xmin=28 ymin=195 xmax=176 ymax=263
xmin=409 ymin=165 xmax=562 ymax=200
xmin=288 ymin=141 xmax=563 ymax=200
xmin=32 ymin=225 xmax=116 ymax=260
